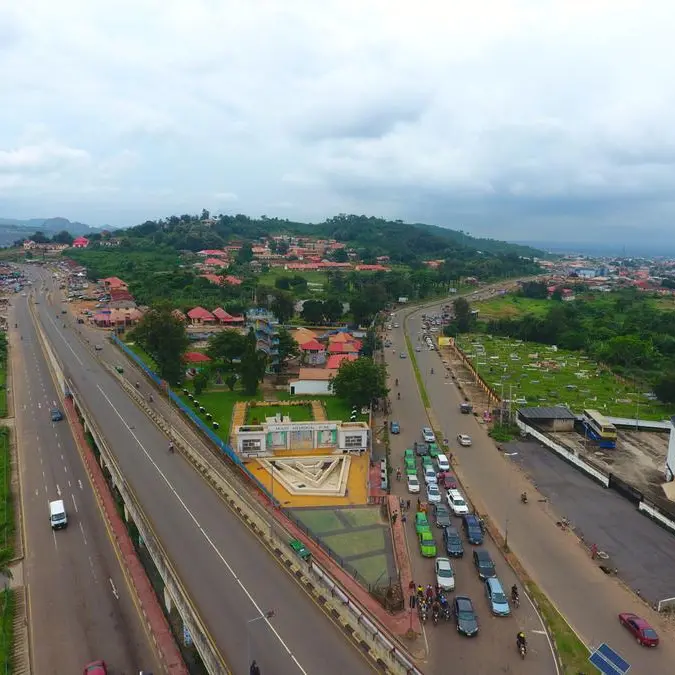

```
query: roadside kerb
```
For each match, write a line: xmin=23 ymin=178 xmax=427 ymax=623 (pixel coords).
xmin=109 ymin=366 xmax=425 ymax=675
xmin=29 ymin=304 xmax=192 ymax=675
xmin=402 ymin=311 xmax=565 ymax=675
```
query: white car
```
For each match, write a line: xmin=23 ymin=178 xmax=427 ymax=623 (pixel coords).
xmin=447 ymin=489 xmax=469 ymax=515
xmin=407 ymin=475 xmax=421 ymax=494
xmin=457 ymin=434 xmax=472 ymax=447
xmin=427 ymin=484 xmax=441 ymax=504
xmin=424 ymin=466 xmax=438 ymax=485
xmin=422 ymin=427 xmax=435 ymax=443
xmin=435 ymin=557 xmax=456 ymax=591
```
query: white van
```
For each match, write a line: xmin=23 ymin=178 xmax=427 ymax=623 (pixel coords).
xmin=436 ymin=454 xmax=450 ymax=472
xmin=49 ymin=500 xmax=68 ymax=530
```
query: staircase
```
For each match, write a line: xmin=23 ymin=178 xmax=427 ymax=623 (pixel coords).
xmin=311 ymin=400 xmax=327 ymax=421
xmin=230 ymin=402 xmax=249 ymax=445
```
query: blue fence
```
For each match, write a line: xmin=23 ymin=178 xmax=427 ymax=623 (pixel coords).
xmin=111 ymin=335 xmax=278 ymax=505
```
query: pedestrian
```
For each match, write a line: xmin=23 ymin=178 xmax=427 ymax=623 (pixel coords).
xmin=409 ymin=579 xmax=415 ymax=593
xmin=401 ymin=512 xmax=407 ymax=524
xmin=416 ymin=497 xmax=421 ymax=510
xmin=250 ymin=661 xmax=261 ymax=675
xmin=591 ymin=543 xmax=598 ymax=560
xmin=400 ymin=497 xmax=405 ymax=510
xmin=391 ymin=512 xmax=398 ymax=524
xmin=406 ymin=499 xmax=411 ymax=511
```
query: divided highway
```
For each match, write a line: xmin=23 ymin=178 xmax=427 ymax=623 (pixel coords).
xmin=12 ymin=295 xmax=159 ymax=674
xmin=26 ymin=267 xmax=372 ymax=675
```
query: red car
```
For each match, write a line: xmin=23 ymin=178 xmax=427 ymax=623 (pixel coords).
xmin=440 ymin=473 xmax=457 ymax=490
xmin=83 ymin=661 xmax=107 ymax=675
xmin=618 ymin=613 xmax=659 ymax=647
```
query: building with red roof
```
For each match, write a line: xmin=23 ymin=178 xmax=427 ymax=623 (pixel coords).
xmin=223 ymin=275 xmax=243 ymax=286
xmin=212 ymin=307 xmax=245 ymax=324
xmin=300 ymin=339 xmax=326 ymax=365
xmin=327 ymin=341 xmax=359 ymax=354
xmin=326 ymin=353 xmax=358 ymax=369
xmin=100 ymin=276 xmax=128 ymax=291
xmin=184 ymin=352 xmax=211 ymax=363
xmin=198 ymin=249 xmax=228 ymax=257
xmin=200 ymin=274 xmax=223 ymax=285
xmin=187 ymin=306 xmax=216 ymax=324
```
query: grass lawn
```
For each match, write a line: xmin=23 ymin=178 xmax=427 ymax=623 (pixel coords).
xmin=323 ymin=529 xmax=386 ymax=558
xmin=258 ymin=268 xmax=329 ymax=289
xmin=247 ymin=404 xmax=313 ymax=424
xmin=455 ymin=333 xmax=673 ymax=419
xmin=124 ymin=341 xmax=157 ymax=370
xmin=526 ymin=582 xmax=590 ymax=674
xmin=0 ymin=429 xmax=13 ymax=559
xmin=348 ymin=554 xmax=391 ymax=586
xmin=474 ymin=295 xmax=551 ymax=320
xmin=291 ymin=509 xmax=345 ymax=533
xmin=0 ymin=589 xmax=15 ymax=673
xmin=339 ymin=507 xmax=385 ymax=528
xmin=0 ymin=369 xmax=6 ymax=418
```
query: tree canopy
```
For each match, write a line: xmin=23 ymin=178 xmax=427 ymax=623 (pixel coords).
xmin=330 ymin=358 xmax=388 ymax=409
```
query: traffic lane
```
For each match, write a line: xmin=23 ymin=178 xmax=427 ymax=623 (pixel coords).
xmin=388 ymin=378 xmax=556 ymax=674
xmin=35 ymin=305 xmax=372 ymax=675
xmin=504 ymin=439 xmax=675 ymax=604
xmin=411 ymin=324 xmax=675 ymax=670
xmin=16 ymin=301 xmax=159 ymax=675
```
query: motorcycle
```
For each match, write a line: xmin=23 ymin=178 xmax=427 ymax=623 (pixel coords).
xmin=432 ymin=608 xmax=439 ymax=626
xmin=443 ymin=605 xmax=452 ymax=622
xmin=512 ymin=591 xmax=520 ymax=608
xmin=520 ymin=492 xmax=528 ymax=504
xmin=418 ymin=601 xmax=428 ymax=624
xmin=518 ymin=641 xmax=527 ymax=659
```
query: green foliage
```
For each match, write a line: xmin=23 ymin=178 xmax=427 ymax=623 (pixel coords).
xmin=360 ymin=328 xmax=381 ymax=358
xmin=446 ymin=297 xmax=475 ymax=334
xmin=270 ymin=291 xmax=294 ymax=323
xmin=520 ymin=281 xmax=549 ymax=299
xmin=276 ymin=328 xmax=299 ymax=371
xmin=654 ymin=373 xmax=675 ymax=404
xmin=129 ymin=304 xmax=189 ymax=384
xmin=330 ymin=357 xmax=388 ymax=409
xmin=193 ymin=370 xmax=210 ymax=395
xmin=239 ymin=330 xmax=267 ymax=395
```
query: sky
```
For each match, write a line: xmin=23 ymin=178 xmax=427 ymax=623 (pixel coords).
xmin=1 ymin=0 xmax=675 ymax=247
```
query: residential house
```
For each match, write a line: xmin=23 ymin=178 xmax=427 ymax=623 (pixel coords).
xmin=300 ymin=339 xmax=326 ymax=366
xmin=100 ymin=276 xmax=128 ymax=292
xmin=328 ymin=341 xmax=359 ymax=355
xmin=92 ymin=308 xmax=142 ymax=328
xmin=213 ymin=307 xmax=245 ymax=325
xmin=289 ymin=368 xmax=334 ymax=395
xmin=72 ymin=237 xmax=89 ymax=248
xmin=326 ymin=353 xmax=358 ymax=369
xmin=184 ymin=352 xmax=211 ymax=365
xmin=187 ymin=306 xmax=216 ymax=325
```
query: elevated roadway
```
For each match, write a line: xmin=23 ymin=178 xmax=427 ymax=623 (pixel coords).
xmin=11 ymin=295 xmax=159 ymax=674
xmin=25 ymin=267 xmax=372 ymax=675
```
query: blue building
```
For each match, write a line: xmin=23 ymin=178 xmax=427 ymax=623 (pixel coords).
xmin=246 ymin=308 xmax=280 ymax=373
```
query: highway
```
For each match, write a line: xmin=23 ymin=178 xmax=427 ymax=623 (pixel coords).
xmin=394 ymin=297 xmax=675 ymax=673
xmin=11 ymin=294 xmax=159 ymax=675
xmin=25 ymin=266 xmax=372 ymax=675
xmin=385 ymin=322 xmax=558 ymax=674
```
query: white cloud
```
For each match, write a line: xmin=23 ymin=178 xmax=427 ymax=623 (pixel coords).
xmin=1 ymin=0 xmax=675 ymax=246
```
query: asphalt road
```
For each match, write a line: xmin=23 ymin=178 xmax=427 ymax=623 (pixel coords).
xmin=11 ymin=295 xmax=159 ymax=675
xmin=393 ymin=299 xmax=675 ymax=673
xmin=385 ymin=325 xmax=558 ymax=674
xmin=26 ymin=267 xmax=372 ymax=675
xmin=504 ymin=438 xmax=675 ymax=606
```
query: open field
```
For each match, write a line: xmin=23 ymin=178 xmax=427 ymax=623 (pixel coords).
xmin=258 ymin=268 xmax=329 ymax=289
xmin=455 ymin=333 xmax=673 ymax=419
xmin=474 ymin=294 xmax=551 ymax=319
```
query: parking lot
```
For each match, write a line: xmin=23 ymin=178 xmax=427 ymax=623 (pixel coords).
xmin=505 ymin=438 xmax=675 ymax=606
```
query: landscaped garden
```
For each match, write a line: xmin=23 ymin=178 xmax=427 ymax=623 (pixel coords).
xmin=455 ymin=334 xmax=672 ymax=420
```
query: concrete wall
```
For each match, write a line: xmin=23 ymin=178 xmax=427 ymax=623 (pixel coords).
xmin=289 ymin=379 xmax=332 ymax=395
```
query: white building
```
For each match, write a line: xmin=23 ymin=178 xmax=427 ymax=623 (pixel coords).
xmin=289 ymin=368 xmax=334 ymax=395
xmin=234 ymin=417 xmax=369 ymax=458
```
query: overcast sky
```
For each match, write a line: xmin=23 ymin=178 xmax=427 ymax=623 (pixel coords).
xmin=1 ymin=0 xmax=674 ymax=246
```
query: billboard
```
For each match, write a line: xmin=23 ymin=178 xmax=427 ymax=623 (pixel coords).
xmin=438 ymin=337 xmax=453 ymax=347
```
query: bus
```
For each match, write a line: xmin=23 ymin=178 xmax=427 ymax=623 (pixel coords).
xmin=581 ymin=409 xmax=617 ymax=449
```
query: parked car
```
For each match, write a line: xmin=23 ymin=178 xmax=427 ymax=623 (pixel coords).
xmin=427 ymin=483 xmax=441 ymax=504
xmin=422 ymin=427 xmax=436 ymax=443
xmin=414 ymin=441 xmax=428 ymax=457
xmin=415 ymin=512 xmax=431 ymax=535
xmin=428 ymin=442 xmax=440 ymax=458
xmin=436 ymin=453 xmax=450 ymax=472
xmin=399 ymin=352 xmax=407 ymax=359
xmin=435 ymin=557 xmax=456 ymax=591
xmin=390 ymin=421 xmax=400 ymax=434
xmin=407 ymin=475 xmax=421 ymax=494
xmin=83 ymin=661 xmax=107 ymax=675
xmin=51 ymin=408 xmax=63 ymax=422
xmin=618 ymin=613 xmax=659 ymax=647
xmin=440 ymin=472 xmax=458 ymax=490
xmin=418 ymin=531 xmax=437 ymax=557
xmin=433 ymin=503 xmax=452 ymax=528
xmin=457 ymin=434 xmax=472 ymax=446
xmin=485 ymin=577 xmax=510 ymax=616
xmin=462 ymin=514 xmax=484 ymax=545
xmin=473 ymin=549 xmax=496 ymax=580
xmin=447 ymin=489 xmax=469 ymax=515
xmin=459 ymin=403 xmax=473 ymax=414
xmin=443 ymin=526 xmax=464 ymax=557
xmin=453 ymin=596 xmax=479 ymax=637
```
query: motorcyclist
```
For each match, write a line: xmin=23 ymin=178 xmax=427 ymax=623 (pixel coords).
xmin=397 ymin=392 xmax=401 ymax=400
xmin=149 ymin=393 xmax=154 ymax=403
xmin=439 ymin=594 xmax=449 ymax=615
xmin=425 ymin=585 xmax=434 ymax=602
xmin=396 ymin=467 xmax=402 ymax=481
xmin=395 ymin=378 xmax=398 ymax=386
xmin=517 ymin=631 xmax=527 ymax=650
xmin=511 ymin=584 xmax=519 ymax=604
xmin=521 ymin=491 xmax=528 ymax=503
xmin=430 ymin=368 xmax=434 ymax=375
xmin=416 ymin=585 xmax=424 ymax=600
xmin=168 ymin=441 xmax=175 ymax=453
xmin=431 ymin=598 xmax=441 ymax=620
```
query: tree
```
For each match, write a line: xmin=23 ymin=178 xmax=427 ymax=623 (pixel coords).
xmin=239 ymin=329 xmax=267 ymax=395
xmin=236 ymin=243 xmax=254 ymax=264
xmin=452 ymin=297 xmax=474 ymax=333
xmin=330 ymin=248 xmax=349 ymax=263
xmin=330 ymin=358 xmax=388 ymax=409
xmin=206 ymin=329 xmax=246 ymax=372
xmin=193 ymin=370 xmax=210 ymax=395
xmin=29 ymin=231 xmax=49 ymax=244
xmin=360 ymin=328 xmax=381 ymax=358
xmin=323 ymin=297 xmax=343 ymax=323
xmin=520 ymin=281 xmax=549 ymax=300
xmin=654 ymin=372 xmax=675 ymax=404
xmin=271 ymin=291 xmax=295 ymax=323
xmin=52 ymin=230 xmax=74 ymax=245
xmin=275 ymin=276 xmax=291 ymax=290
xmin=276 ymin=328 xmax=300 ymax=371
xmin=301 ymin=299 xmax=325 ymax=324
xmin=129 ymin=305 xmax=189 ymax=384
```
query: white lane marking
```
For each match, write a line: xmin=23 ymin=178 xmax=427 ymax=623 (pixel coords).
xmin=42 ymin=471 xmax=45 ymax=480
xmin=79 ymin=521 xmax=87 ymax=545
xmin=44 ymin=314 xmax=83 ymax=366
xmin=34 ymin=489 xmax=38 ymax=497
xmin=96 ymin=384 xmax=308 ymax=674
xmin=532 ymin=629 xmax=547 ymax=635
xmin=78 ymin=479 xmax=83 ymax=490
xmin=109 ymin=578 xmax=119 ymax=600
xmin=89 ymin=556 xmax=98 ymax=582
xmin=56 ymin=484 xmax=61 ymax=497
xmin=68 ymin=480 xmax=71 ymax=488
xmin=63 ymin=465 xmax=68 ymax=474
xmin=71 ymin=494 xmax=79 ymax=513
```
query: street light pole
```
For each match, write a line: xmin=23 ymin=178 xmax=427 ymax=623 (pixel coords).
xmin=247 ymin=610 xmax=275 ymax=671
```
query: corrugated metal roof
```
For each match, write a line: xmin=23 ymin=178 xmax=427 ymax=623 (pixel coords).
xmin=518 ymin=406 xmax=576 ymax=420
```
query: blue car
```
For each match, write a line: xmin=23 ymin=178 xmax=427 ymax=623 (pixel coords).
xmin=485 ymin=577 xmax=510 ymax=616
xmin=51 ymin=408 xmax=63 ymax=422
xmin=390 ymin=421 xmax=400 ymax=434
